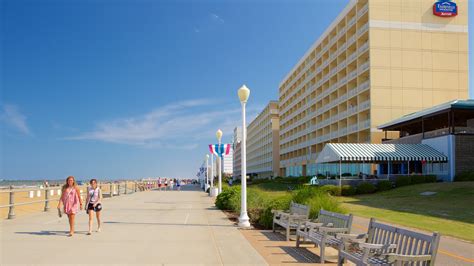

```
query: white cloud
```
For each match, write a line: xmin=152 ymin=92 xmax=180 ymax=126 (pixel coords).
xmin=66 ymin=99 xmax=261 ymax=149
xmin=0 ymin=104 xmax=31 ymax=135
xmin=210 ymin=13 xmax=225 ymax=24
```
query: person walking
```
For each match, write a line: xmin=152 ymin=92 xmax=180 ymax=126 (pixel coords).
xmin=176 ymin=179 xmax=181 ymax=191
xmin=169 ymin=179 xmax=174 ymax=190
xmin=85 ymin=179 xmax=102 ymax=235
xmin=164 ymin=178 xmax=168 ymax=191
xmin=158 ymin=177 xmax=162 ymax=191
xmin=57 ymin=176 xmax=82 ymax=237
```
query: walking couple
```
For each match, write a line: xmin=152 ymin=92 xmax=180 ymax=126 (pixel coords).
xmin=57 ymin=176 xmax=102 ymax=237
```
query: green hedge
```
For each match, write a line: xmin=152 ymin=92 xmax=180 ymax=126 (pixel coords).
xmin=396 ymin=175 xmax=437 ymax=187
xmin=377 ymin=180 xmax=393 ymax=191
xmin=455 ymin=171 xmax=474 ymax=182
xmin=320 ymin=185 xmax=341 ymax=196
xmin=215 ymin=185 xmax=344 ymax=228
xmin=341 ymin=185 xmax=357 ymax=196
xmin=395 ymin=176 xmax=412 ymax=187
xmin=356 ymin=182 xmax=377 ymax=194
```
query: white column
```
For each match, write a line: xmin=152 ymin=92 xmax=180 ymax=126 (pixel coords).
xmin=218 ymin=141 xmax=222 ymax=194
xmin=339 ymin=160 xmax=342 ymax=189
xmin=206 ymin=156 xmax=209 ymax=186
xmin=211 ymin=154 xmax=214 ymax=188
xmin=238 ymin=101 xmax=250 ymax=228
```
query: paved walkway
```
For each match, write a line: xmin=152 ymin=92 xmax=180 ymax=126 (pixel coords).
xmin=0 ymin=185 xmax=267 ymax=265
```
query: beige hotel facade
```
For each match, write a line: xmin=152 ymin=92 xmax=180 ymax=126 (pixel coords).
xmin=279 ymin=0 xmax=469 ymax=177
xmin=247 ymin=101 xmax=280 ymax=179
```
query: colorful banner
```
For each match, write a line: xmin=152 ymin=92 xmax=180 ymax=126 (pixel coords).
xmin=209 ymin=144 xmax=232 ymax=157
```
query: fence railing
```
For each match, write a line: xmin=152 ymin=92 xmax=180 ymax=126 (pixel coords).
xmin=0 ymin=180 xmax=159 ymax=219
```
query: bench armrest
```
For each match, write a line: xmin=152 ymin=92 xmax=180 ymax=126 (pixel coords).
xmin=336 ymin=233 xmax=368 ymax=241
xmin=271 ymin=209 xmax=284 ymax=214
xmin=289 ymin=214 xmax=309 ymax=220
xmin=385 ymin=254 xmax=433 ymax=263
xmin=359 ymin=243 xmax=397 ymax=251
xmin=319 ymin=227 xmax=350 ymax=234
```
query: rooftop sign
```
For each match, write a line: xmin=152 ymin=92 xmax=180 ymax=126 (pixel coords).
xmin=433 ymin=1 xmax=458 ymax=17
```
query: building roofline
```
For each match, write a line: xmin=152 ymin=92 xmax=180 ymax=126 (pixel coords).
xmin=279 ymin=0 xmax=357 ymax=88
xmin=378 ymin=99 xmax=474 ymax=130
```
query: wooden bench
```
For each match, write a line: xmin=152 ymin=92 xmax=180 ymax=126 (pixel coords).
xmin=296 ymin=210 xmax=353 ymax=263
xmin=272 ymin=202 xmax=310 ymax=241
xmin=337 ymin=218 xmax=441 ymax=266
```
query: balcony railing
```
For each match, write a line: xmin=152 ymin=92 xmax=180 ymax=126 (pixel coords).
xmin=358 ymin=4 xmax=369 ymax=18
xmin=359 ymin=119 xmax=371 ymax=129
xmin=359 ymin=99 xmax=371 ymax=111
xmin=348 ymin=69 xmax=358 ymax=81
xmin=347 ymin=51 xmax=358 ymax=63
xmin=357 ymin=23 xmax=369 ymax=37
xmin=348 ymin=17 xmax=356 ymax=27
xmin=358 ymin=80 xmax=370 ymax=92
xmin=359 ymin=44 xmax=369 ymax=57
xmin=358 ymin=61 xmax=370 ymax=74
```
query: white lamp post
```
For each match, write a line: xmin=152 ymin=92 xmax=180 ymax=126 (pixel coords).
xmin=238 ymin=84 xmax=251 ymax=228
xmin=206 ymin=154 xmax=210 ymax=190
xmin=210 ymin=153 xmax=214 ymax=188
xmin=216 ymin=129 xmax=223 ymax=194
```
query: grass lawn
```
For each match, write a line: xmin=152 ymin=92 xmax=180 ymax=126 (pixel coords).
xmin=340 ymin=182 xmax=474 ymax=242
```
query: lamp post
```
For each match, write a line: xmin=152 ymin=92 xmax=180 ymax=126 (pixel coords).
xmin=216 ymin=129 xmax=223 ymax=194
xmin=206 ymin=154 xmax=210 ymax=189
xmin=210 ymin=153 xmax=214 ymax=189
xmin=238 ymin=85 xmax=251 ymax=228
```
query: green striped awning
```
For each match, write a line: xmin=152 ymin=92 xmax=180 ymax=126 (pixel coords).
xmin=316 ymin=143 xmax=448 ymax=163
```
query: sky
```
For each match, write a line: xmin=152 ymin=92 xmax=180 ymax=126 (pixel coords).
xmin=1 ymin=0 xmax=473 ymax=180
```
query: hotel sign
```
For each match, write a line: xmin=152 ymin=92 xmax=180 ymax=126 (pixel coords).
xmin=433 ymin=1 xmax=458 ymax=17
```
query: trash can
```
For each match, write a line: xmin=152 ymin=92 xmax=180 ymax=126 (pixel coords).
xmin=210 ymin=187 xmax=218 ymax=197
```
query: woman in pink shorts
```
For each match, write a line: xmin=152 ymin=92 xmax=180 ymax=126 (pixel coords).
xmin=57 ymin=176 xmax=83 ymax=236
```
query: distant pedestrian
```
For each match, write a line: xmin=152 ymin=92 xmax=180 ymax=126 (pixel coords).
xmin=170 ymin=179 xmax=174 ymax=190
xmin=176 ymin=179 xmax=181 ymax=191
xmin=158 ymin=178 xmax=162 ymax=191
xmin=57 ymin=176 xmax=83 ymax=237
xmin=85 ymin=179 xmax=102 ymax=235
xmin=164 ymin=179 xmax=168 ymax=190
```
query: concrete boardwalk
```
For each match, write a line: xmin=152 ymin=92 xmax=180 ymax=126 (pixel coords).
xmin=0 ymin=185 xmax=267 ymax=265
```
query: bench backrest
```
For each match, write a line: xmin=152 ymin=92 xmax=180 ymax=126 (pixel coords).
xmin=318 ymin=209 xmax=353 ymax=229
xmin=368 ymin=218 xmax=440 ymax=265
xmin=289 ymin=202 xmax=310 ymax=217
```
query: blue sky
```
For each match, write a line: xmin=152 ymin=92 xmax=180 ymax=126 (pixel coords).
xmin=1 ymin=0 xmax=473 ymax=180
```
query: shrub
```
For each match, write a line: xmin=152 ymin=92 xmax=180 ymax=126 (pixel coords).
xmin=424 ymin=175 xmax=437 ymax=183
xmin=291 ymin=186 xmax=344 ymax=219
xmin=356 ymin=182 xmax=377 ymax=194
xmin=341 ymin=185 xmax=357 ymax=196
xmin=411 ymin=175 xmax=426 ymax=184
xmin=320 ymin=185 xmax=341 ymax=196
xmin=258 ymin=196 xmax=292 ymax=228
xmin=377 ymin=180 xmax=393 ymax=191
xmin=215 ymin=186 xmax=240 ymax=210
xmin=317 ymin=174 xmax=327 ymax=179
xmin=296 ymin=176 xmax=311 ymax=184
xmin=455 ymin=171 xmax=474 ymax=182
xmin=395 ymin=175 xmax=412 ymax=187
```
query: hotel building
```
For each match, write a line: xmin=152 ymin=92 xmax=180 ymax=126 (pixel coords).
xmin=279 ymin=0 xmax=468 ymax=177
xmin=247 ymin=101 xmax=280 ymax=179
xmin=232 ymin=127 xmax=242 ymax=180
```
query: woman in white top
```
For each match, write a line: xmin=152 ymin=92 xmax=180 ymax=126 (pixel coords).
xmin=85 ymin=179 xmax=102 ymax=235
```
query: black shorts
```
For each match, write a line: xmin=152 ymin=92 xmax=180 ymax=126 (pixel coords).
xmin=87 ymin=203 xmax=102 ymax=212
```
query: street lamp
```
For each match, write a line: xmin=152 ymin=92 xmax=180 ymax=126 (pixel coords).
xmin=216 ymin=129 xmax=223 ymax=194
xmin=237 ymin=84 xmax=251 ymax=228
xmin=206 ymin=154 xmax=210 ymax=190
